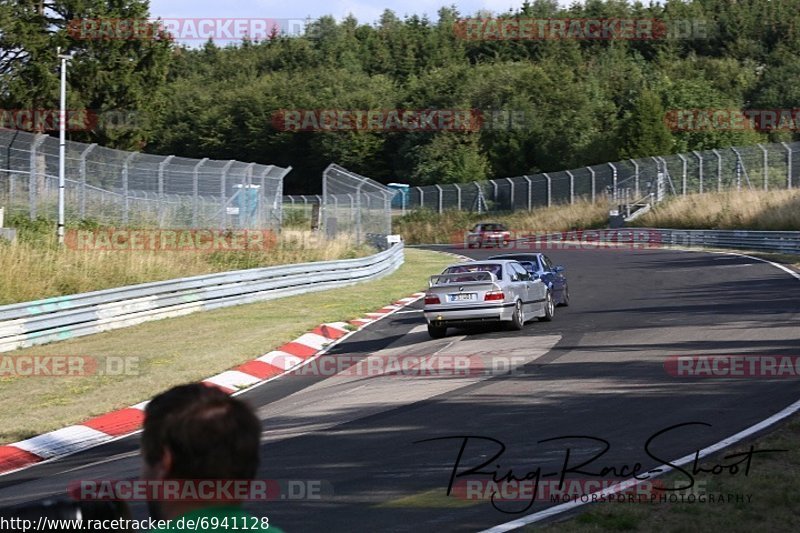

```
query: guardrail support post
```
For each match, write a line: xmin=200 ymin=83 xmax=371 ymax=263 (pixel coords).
xmin=79 ymin=143 xmax=97 ymax=220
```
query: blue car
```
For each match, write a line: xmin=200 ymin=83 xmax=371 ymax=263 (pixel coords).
xmin=488 ymin=253 xmax=569 ymax=306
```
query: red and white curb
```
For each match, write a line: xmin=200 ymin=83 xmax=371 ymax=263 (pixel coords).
xmin=0 ymin=292 xmax=426 ymax=476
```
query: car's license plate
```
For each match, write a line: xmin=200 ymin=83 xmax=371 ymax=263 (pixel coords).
xmin=449 ymin=293 xmax=477 ymax=302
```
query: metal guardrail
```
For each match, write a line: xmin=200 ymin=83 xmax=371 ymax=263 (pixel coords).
xmin=510 ymin=228 xmax=800 ymax=255
xmin=642 ymin=228 xmax=800 ymax=254
xmin=0 ymin=243 xmax=404 ymax=353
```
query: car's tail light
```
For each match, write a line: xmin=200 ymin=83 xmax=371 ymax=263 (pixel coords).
xmin=484 ymin=291 xmax=505 ymax=301
xmin=424 ymin=294 xmax=441 ymax=305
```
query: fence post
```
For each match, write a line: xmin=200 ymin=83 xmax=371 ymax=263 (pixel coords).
xmin=523 ymin=175 xmax=532 ymax=210
xmin=191 ymin=157 xmax=207 ymax=227
xmin=782 ymin=142 xmax=793 ymax=188
xmin=629 ymin=159 xmax=639 ymax=198
xmin=711 ymin=149 xmax=722 ymax=192
xmin=588 ymin=167 xmax=596 ymax=203
xmin=474 ymin=182 xmax=483 ymax=214
xmin=731 ymin=148 xmax=742 ymax=191
xmin=28 ymin=134 xmax=47 ymax=220
xmin=79 ymin=143 xmax=97 ymax=219
xmin=491 ymin=180 xmax=498 ymax=206
xmin=416 ymin=186 xmax=424 ymax=209
xmin=121 ymin=152 xmax=137 ymax=225
xmin=566 ymin=171 xmax=574 ymax=204
xmin=435 ymin=184 xmax=443 ymax=214
xmin=505 ymin=177 xmax=514 ymax=210
xmin=758 ymin=144 xmax=768 ymax=190
xmin=157 ymin=155 xmax=174 ymax=226
xmin=608 ymin=163 xmax=617 ymax=201
xmin=355 ymin=179 xmax=366 ymax=245
xmin=677 ymin=154 xmax=687 ymax=196
xmin=220 ymin=160 xmax=234 ymax=228
xmin=692 ymin=150 xmax=703 ymax=194
xmin=454 ymin=183 xmax=462 ymax=211
xmin=543 ymin=173 xmax=552 ymax=207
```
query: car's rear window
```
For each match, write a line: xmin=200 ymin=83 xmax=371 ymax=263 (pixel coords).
xmin=444 ymin=264 xmax=503 ymax=280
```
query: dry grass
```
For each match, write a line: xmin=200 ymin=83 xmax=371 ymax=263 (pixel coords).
xmin=631 ymin=189 xmax=800 ymax=230
xmin=395 ymin=200 xmax=609 ymax=244
xmin=0 ymin=228 xmax=368 ymax=305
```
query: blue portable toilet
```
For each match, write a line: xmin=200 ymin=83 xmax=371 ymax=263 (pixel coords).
xmin=387 ymin=183 xmax=409 ymax=210
xmin=233 ymin=184 xmax=261 ymax=227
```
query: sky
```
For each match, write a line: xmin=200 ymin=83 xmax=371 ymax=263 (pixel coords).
xmin=148 ymin=0 xmax=563 ymax=28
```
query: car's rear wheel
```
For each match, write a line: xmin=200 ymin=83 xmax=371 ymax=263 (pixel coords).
xmin=427 ymin=323 xmax=447 ymax=339
xmin=508 ymin=300 xmax=525 ymax=330
xmin=539 ymin=291 xmax=555 ymax=321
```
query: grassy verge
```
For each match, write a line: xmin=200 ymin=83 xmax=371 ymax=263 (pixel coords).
xmin=394 ymin=200 xmax=609 ymax=245
xmin=0 ymin=248 xmax=453 ymax=444
xmin=630 ymin=189 xmax=800 ymax=230
xmin=0 ymin=215 xmax=369 ymax=304
xmin=537 ymin=415 xmax=800 ymax=532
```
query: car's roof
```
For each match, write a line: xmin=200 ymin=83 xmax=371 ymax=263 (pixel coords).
xmin=488 ymin=253 xmax=543 ymax=260
xmin=445 ymin=260 xmax=520 ymax=268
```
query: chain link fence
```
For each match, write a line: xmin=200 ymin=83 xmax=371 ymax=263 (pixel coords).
xmin=399 ymin=141 xmax=799 ymax=213
xmin=0 ymin=131 xmax=291 ymax=229
xmin=321 ymin=164 xmax=396 ymax=243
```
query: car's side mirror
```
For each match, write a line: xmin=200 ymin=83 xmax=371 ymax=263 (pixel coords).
xmin=554 ymin=266 xmax=565 ymax=273
xmin=530 ymin=272 xmax=540 ymax=280
xmin=510 ymin=274 xmax=519 ymax=282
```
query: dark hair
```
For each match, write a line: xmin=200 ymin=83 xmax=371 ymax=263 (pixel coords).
xmin=142 ymin=383 xmax=261 ymax=480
